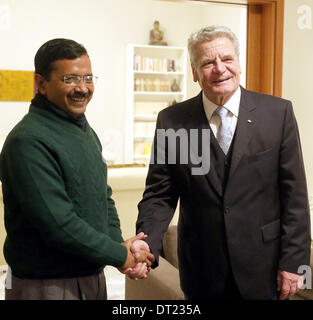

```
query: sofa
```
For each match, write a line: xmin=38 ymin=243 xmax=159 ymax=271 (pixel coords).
xmin=125 ymin=224 xmax=313 ymax=300
xmin=125 ymin=225 xmax=184 ymax=300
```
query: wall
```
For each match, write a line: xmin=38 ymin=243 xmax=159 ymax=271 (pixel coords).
xmin=282 ymin=0 xmax=313 ymax=197
xmin=0 ymin=0 xmax=246 ymax=266
xmin=107 ymin=167 xmax=179 ymax=240
xmin=0 ymin=0 xmax=246 ymax=162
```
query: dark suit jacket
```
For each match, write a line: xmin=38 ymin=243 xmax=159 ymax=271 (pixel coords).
xmin=136 ymin=87 xmax=311 ymax=300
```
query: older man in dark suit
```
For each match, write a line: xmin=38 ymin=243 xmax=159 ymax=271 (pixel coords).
xmin=132 ymin=25 xmax=311 ymax=300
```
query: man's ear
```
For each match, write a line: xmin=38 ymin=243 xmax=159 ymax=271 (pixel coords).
xmin=34 ymin=73 xmax=47 ymax=95
xmin=191 ymin=64 xmax=198 ymax=83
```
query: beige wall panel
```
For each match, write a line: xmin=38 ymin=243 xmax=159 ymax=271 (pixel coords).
xmin=282 ymin=0 xmax=313 ymax=196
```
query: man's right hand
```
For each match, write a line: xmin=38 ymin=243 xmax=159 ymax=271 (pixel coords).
xmin=120 ymin=233 xmax=155 ymax=270
xmin=130 ymin=238 xmax=152 ymax=263
xmin=126 ymin=238 xmax=154 ymax=279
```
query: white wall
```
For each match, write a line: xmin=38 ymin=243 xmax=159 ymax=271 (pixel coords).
xmin=0 ymin=0 xmax=246 ymax=162
xmin=282 ymin=0 xmax=313 ymax=233
xmin=282 ymin=0 xmax=313 ymax=197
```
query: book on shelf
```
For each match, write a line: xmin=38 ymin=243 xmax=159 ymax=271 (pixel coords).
xmin=133 ymin=141 xmax=152 ymax=156
xmin=134 ymin=78 xmax=179 ymax=92
xmin=134 ymin=55 xmax=176 ymax=72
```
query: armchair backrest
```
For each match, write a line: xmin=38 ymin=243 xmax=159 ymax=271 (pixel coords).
xmin=162 ymin=225 xmax=178 ymax=269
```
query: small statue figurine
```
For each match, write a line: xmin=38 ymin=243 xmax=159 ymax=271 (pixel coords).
xmin=170 ymin=99 xmax=177 ymax=106
xmin=171 ymin=79 xmax=180 ymax=92
xmin=149 ymin=20 xmax=168 ymax=46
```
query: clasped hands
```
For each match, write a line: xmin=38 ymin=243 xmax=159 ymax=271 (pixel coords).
xmin=118 ymin=232 xmax=154 ymax=280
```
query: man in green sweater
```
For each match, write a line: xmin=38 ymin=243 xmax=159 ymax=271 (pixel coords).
xmin=0 ymin=39 xmax=154 ymax=300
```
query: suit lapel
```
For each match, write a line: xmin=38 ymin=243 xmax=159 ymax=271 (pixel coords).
xmin=187 ymin=92 xmax=222 ymax=197
xmin=229 ymin=87 xmax=257 ymax=179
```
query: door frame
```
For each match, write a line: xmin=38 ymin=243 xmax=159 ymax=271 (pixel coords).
xmin=193 ymin=0 xmax=284 ymax=97
xmin=246 ymin=0 xmax=284 ymax=96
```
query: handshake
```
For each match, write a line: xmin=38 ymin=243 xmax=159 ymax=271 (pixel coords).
xmin=118 ymin=232 xmax=155 ymax=280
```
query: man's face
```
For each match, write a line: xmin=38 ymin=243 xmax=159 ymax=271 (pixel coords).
xmin=36 ymin=54 xmax=94 ymax=117
xmin=192 ymin=37 xmax=241 ymax=106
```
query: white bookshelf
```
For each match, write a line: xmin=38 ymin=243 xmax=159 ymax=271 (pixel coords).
xmin=134 ymin=114 xmax=158 ymax=122
xmin=134 ymin=71 xmax=184 ymax=75
xmin=125 ymin=44 xmax=187 ymax=164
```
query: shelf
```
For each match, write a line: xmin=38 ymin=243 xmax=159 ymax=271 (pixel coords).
xmin=134 ymin=137 xmax=153 ymax=142
xmin=134 ymin=92 xmax=184 ymax=102
xmin=134 ymin=155 xmax=151 ymax=160
xmin=134 ymin=114 xmax=158 ymax=121
xmin=132 ymin=44 xmax=186 ymax=50
xmin=134 ymin=71 xmax=184 ymax=76
xmin=134 ymin=91 xmax=184 ymax=95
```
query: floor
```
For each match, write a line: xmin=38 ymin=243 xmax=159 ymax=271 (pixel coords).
xmin=0 ymin=265 xmax=125 ymax=300
xmin=0 ymin=267 xmax=5 ymax=300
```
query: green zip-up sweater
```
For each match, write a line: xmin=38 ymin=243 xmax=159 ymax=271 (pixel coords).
xmin=0 ymin=99 xmax=127 ymax=279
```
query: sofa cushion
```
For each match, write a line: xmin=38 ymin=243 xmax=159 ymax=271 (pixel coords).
xmin=162 ymin=225 xmax=178 ymax=269
xmin=125 ymin=256 xmax=184 ymax=300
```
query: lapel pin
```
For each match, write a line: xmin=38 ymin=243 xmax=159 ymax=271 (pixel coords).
xmin=247 ymin=119 xmax=253 ymax=124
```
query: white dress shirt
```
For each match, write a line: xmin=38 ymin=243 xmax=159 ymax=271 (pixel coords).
xmin=202 ymin=87 xmax=241 ymax=138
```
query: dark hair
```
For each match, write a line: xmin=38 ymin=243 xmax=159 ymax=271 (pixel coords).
xmin=34 ymin=38 xmax=88 ymax=79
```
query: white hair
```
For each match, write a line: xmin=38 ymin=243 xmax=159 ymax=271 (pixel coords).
xmin=188 ymin=25 xmax=240 ymax=65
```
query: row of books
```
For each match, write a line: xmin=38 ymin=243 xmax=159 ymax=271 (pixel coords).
xmin=134 ymin=78 xmax=179 ymax=92
xmin=134 ymin=141 xmax=152 ymax=156
xmin=134 ymin=55 xmax=176 ymax=72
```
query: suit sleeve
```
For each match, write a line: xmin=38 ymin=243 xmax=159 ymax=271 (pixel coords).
xmin=278 ymin=101 xmax=311 ymax=273
xmin=136 ymin=113 xmax=179 ymax=267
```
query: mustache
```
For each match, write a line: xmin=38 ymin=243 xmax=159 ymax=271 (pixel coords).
xmin=68 ymin=92 xmax=91 ymax=99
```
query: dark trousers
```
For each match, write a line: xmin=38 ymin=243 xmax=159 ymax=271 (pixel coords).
xmin=221 ymin=271 xmax=243 ymax=301
xmin=5 ymin=269 xmax=107 ymax=300
xmin=185 ymin=271 xmax=243 ymax=301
